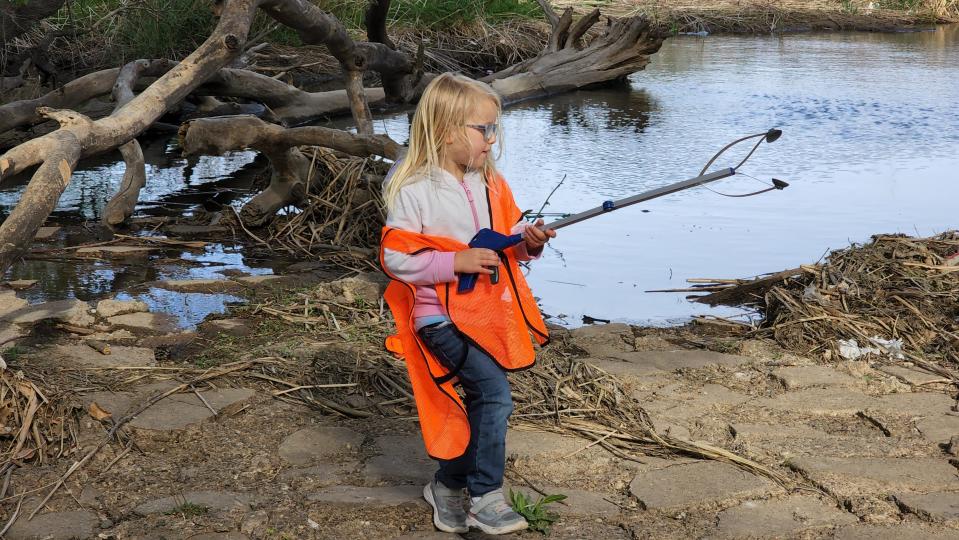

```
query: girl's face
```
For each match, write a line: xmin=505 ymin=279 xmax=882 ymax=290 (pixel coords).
xmin=442 ymin=97 xmax=499 ymax=178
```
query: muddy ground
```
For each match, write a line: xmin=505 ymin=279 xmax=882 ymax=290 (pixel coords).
xmin=1 ymin=269 xmax=957 ymax=540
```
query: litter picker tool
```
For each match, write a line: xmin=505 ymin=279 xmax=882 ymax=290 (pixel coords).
xmin=458 ymin=128 xmax=790 ymax=292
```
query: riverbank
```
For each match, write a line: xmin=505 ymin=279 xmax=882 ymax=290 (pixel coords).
xmin=556 ymin=0 xmax=959 ymax=33
xmin=1 ymin=264 xmax=956 ymax=538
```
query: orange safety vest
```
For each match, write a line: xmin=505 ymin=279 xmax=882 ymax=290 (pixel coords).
xmin=379 ymin=173 xmax=549 ymax=460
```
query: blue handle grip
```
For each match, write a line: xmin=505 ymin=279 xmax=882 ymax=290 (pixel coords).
xmin=458 ymin=272 xmax=479 ymax=293
xmin=456 ymin=228 xmax=524 ymax=293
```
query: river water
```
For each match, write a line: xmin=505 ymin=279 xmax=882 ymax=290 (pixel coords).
xmin=377 ymin=25 xmax=959 ymax=325
xmin=2 ymin=25 xmax=957 ymax=327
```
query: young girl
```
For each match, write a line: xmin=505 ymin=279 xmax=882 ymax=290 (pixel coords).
xmin=379 ymin=72 xmax=556 ymax=535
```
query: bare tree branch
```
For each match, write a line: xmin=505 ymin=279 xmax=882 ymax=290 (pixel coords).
xmin=534 ymin=0 xmax=560 ymax=27
xmin=548 ymin=7 xmax=574 ymax=53
xmin=364 ymin=0 xmax=413 ymax=104
xmin=0 ymin=60 xmax=175 ymax=137
xmin=102 ymin=59 xmax=152 ymax=229
xmin=0 ymin=61 xmax=386 ymax=140
xmin=566 ymin=8 xmax=601 ymax=50
xmin=196 ymin=67 xmax=386 ymax=125
xmin=345 ymin=69 xmax=373 ymax=135
xmin=181 ymin=115 xmax=402 ymax=160
xmin=364 ymin=0 xmax=395 ymax=49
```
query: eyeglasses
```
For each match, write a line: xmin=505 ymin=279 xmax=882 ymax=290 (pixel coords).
xmin=466 ymin=123 xmax=498 ymax=141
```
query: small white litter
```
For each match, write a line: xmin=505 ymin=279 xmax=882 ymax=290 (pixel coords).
xmin=838 ymin=336 xmax=905 ymax=360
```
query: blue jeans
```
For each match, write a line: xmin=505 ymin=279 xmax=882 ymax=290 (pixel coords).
xmin=418 ymin=322 xmax=513 ymax=497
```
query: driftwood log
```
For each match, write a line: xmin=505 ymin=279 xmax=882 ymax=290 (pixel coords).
xmin=100 ymin=60 xmax=156 ymax=228
xmin=485 ymin=3 xmax=662 ymax=104
xmin=196 ymin=68 xmax=387 ymax=125
xmin=0 ymin=62 xmax=385 ymax=141
xmin=0 ymin=0 xmax=664 ymax=274
xmin=0 ymin=61 xmax=174 ymax=137
xmin=179 ymin=5 xmax=664 ymax=226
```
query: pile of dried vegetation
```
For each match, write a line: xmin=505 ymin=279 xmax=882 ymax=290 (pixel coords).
xmin=687 ymin=232 xmax=959 ymax=384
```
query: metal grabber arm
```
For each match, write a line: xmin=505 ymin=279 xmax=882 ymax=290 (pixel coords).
xmin=457 ymin=128 xmax=789 ymax=293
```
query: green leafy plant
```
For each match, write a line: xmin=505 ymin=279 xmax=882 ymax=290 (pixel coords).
xmin=509 ymin=489 xmax=567 ymax=534
xmin=165 ymin=501 xmax=209 ymax=518
xmin=1 ymin=346 xmax=25 ymax=362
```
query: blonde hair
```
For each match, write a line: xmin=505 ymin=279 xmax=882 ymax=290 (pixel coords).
xmin=384 ymin=72 xmax=502 ymax=211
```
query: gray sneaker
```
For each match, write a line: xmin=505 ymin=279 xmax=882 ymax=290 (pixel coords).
xmin=466 ymin=488 xmax=528 ymax=535
xmin=423 ymin=480 xmax=468 ymax=533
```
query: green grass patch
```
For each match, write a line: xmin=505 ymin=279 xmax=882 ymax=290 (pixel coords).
xmin=1 ymin=346 xmax=26 ymax=362
xmin=165 ymin=501 xmax=209 ymax=518
xmin=44 ymin=0 xmax=544 ymax=64
xmin=319 ymin=0 xmax=543 ymax=29
xmin=58 ymin=0 xmax=216 ymax=61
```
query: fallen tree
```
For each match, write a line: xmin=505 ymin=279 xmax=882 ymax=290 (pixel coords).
xmin=0 ymin=62 xmax=385 ymax=140
xmin=181 ymin=2 xmax=664 ymax=227
xmin=484 ymin=3 xmax=661 ymax=103
xmin=0 ymin=0 xmax=664 ymax=273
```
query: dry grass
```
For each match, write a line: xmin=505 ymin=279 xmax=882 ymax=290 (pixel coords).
xmin=251 ymin=19 xmax=550 ymax=86
xmin=0 ymin=365 xmax=80 ymax=476
xmin=390 ymin=19 xmax=550 ymax=74
xmin=267 ymin=151 xmax=384 ymax=259
xmin=221 ymin=149 xmax=387 ymax=274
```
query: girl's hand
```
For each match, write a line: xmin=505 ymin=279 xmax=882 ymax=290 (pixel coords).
xmin=454 ymin=248 xmax=500 ymax=274
xmin=524 ymin=219 xmax=556 ymax=249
